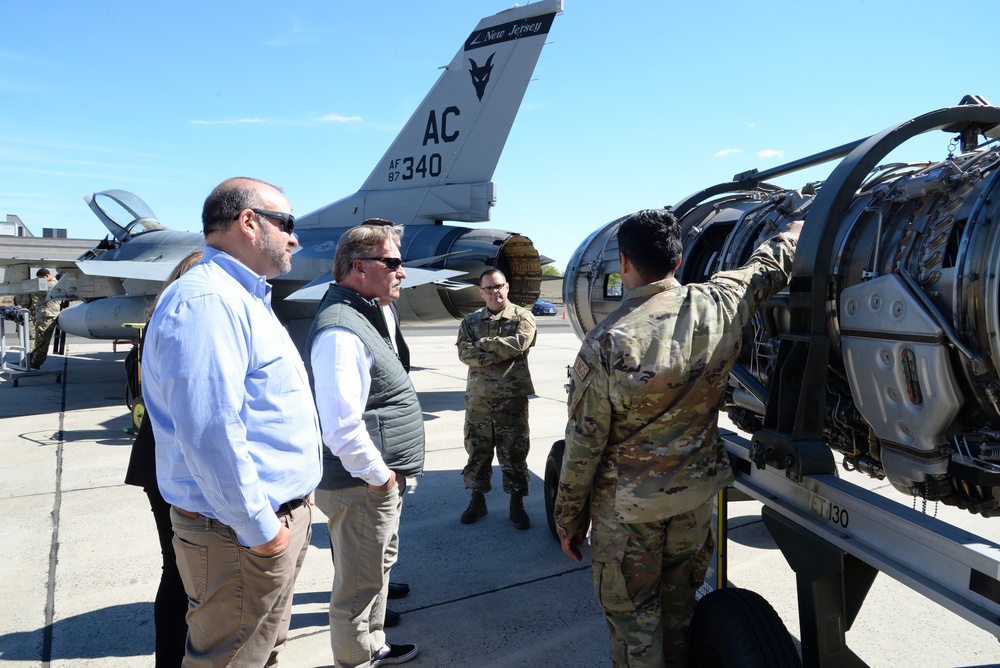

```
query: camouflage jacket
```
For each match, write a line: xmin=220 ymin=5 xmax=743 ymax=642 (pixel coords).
xmin=554 ymin=231 xmax=797 ymax=538
xmin=36 ymin=279 xmax=60 ymax=320
xmin=456 ymin=302 xmax=536 ymax=399
xmin=13 ymin=292 xmax=38 ymax=312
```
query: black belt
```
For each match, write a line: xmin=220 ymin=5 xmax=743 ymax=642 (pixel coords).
xmin=277 ymin=497 xmax=307 ymax=515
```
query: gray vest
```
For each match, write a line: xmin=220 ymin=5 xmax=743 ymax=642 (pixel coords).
xmin=306 ymin=284 xmax=425 ymax=488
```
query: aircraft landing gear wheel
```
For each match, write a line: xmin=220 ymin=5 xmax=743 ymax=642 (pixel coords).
xmin=131 ymin=397 xmax=145 ymax=431
xmin=689 ymin=587 xmax=800 ymax=668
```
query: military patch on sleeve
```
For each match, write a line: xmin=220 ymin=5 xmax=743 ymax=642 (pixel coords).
xmin=567 ymin=350 xmax=597 ymax=420
xmin=573 ymin=353 xmax=592 ymax=381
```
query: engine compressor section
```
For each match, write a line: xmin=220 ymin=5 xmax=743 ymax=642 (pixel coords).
xmin=563 ymin=99 xmax=1000 ymax=517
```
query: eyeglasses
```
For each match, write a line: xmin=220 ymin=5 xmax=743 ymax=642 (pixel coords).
xmin=248 ymin=208 xmax=295 ymax=233
xmin=360 ymin=257 xmax=404 ymax=270
xmin=480 ymin=283 xmax=507 ymax=293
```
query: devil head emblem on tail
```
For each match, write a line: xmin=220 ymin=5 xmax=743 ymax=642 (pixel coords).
xmin=469 ymin=53 xmax=495 ymax=101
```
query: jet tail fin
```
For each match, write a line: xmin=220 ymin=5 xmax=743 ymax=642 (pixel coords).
xmin=301 ymin=0 xmax=563 ymax=228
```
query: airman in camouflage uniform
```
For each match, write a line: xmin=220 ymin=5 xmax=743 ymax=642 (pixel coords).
xmin=13 ymin=290 xmax=39 ymax=317
xmin=554 ymin=209 xmax=801 ymax=667
xmin=30 ymin=270 xmax=61 ymax=369
xmin=457 ymin=269 xmax=536 ymax=529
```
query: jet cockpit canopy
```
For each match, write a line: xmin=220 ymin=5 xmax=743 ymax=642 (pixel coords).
xmin=85 ymin=190 xmax=165 ymax=243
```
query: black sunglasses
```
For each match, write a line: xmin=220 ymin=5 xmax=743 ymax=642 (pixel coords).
xmin=360 ymin=257 xmax=403 ymax=270
xmin=248 ymin=208 xmax=295 ymax=233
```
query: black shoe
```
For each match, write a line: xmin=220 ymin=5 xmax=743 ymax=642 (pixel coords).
xmin=388 ymin=581 xmax=410 ymax=599
xmin=510 ymin=493 xmax=530 ymax=530
xmin=372 ymin=642 xmax=418 ymax=666
xmin=384 ymin=608 xmax=400 ymax=628
xmin=460 ymin=491 xmax=487 ymax=524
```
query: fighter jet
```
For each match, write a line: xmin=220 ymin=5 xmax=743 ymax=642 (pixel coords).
xmin=45 ymin=0 xmax=563 ymax=346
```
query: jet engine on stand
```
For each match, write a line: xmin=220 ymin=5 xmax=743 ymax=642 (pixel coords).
xmin=563 ymin=97 xmax=1000 ymax=517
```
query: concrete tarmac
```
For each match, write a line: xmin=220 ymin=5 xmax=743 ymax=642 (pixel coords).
xmin=1 ymin=317 xmax=999 ymax=667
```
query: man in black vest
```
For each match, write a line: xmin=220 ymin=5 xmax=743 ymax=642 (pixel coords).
xmin=307 ymin=224 xmax=425 ymax=668
xmin=362 ymin=218 xmax=412 ymax=621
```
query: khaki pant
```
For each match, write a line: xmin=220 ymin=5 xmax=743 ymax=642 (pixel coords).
xmin=314 ymin=480 xmax=404 ymax=668
xmin=170 ymin=502 xmax=312 ymax=667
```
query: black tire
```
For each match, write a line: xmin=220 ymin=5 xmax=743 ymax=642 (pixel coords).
xmin=123 ymin=344 xmax=141 ymax=410
xmin=544 ymin=439 xmax=592 ymax=541
xmin=690 ymin=588 xmax=800 ymax=668
xmin=544 ymin=440 xmax=566 ymax=540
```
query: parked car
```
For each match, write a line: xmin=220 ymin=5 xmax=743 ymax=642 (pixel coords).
xmin=532 ymin=298 xmax=558 ymax=316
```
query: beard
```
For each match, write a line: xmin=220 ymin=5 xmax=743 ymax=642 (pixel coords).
xmin=257 ymin=220 xmax=291 ymax=276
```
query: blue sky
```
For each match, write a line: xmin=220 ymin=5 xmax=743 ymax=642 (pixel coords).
xmin=1 ymin=1 xmax=997 ymax=271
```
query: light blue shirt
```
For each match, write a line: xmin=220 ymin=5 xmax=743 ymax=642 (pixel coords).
xmin=143 ymin=246 xmax=322 ymax=546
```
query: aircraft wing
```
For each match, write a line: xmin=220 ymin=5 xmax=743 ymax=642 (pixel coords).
xmin=0 ymin=236 xmax=97 ymax=296
xmin=403 ymin=250 xmax=470 ymax=268
xmin=76 ymin=259 xmax=178 ymax=282
xmin=285 ymin=267 xmax=469 ymax=302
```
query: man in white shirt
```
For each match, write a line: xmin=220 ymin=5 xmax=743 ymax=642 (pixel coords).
xmin=306 ymin=223 xmax=425 ymax=668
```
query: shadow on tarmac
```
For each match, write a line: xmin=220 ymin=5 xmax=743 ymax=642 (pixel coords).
xmin=296 ymin=465 xmax=589 ymax=634
xmin=415 ymin=389 xmax=466 ymax=413
xmin=1 ymin=350 xmax=131 ymax=419
xmin=0 ymin=602 xmax=153 ymax=660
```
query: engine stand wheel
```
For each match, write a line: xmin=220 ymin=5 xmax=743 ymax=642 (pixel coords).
xmin=690 ymin=587 xmax=800 ymax=668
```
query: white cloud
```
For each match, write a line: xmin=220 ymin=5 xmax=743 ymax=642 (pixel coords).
xmin=714 ymin=148 xmax=743 ymax=158
xmin=189 ymin=118 xmax=268 ymax=125
xmin=758 ymin=149 xmax=784 ymax=159
xmin=317 ymin=114 xmax=363 ymax=123
xmin=188 ymin=115 xmax=363 ymax=126
xmin=0 ymin=135 xmax=159 ymax=158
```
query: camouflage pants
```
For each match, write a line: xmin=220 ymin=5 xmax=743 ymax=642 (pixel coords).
xmin=462 ymin=396 xmax=530 ymax=495
xmin=31 ymin=315 xmax=58 ymax=369
xmin=589 ymin=492 xmax=714 ymax=668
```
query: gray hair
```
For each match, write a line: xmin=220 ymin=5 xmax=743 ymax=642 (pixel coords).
xmin=333 ymin=225 xmax=399 ymax=282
